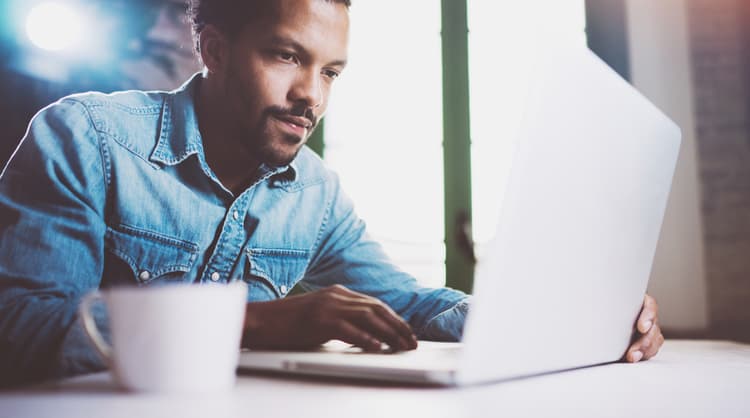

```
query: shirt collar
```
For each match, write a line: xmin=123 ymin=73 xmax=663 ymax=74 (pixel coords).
xmin=149 ymin=73 xmax=298 ymax=182
xmin=149 ymin=73 xmax=204 ymax=166
xmin=256 ymin=162 xmax=298 ymax=184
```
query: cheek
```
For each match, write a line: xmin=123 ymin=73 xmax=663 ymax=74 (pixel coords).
xmin=228 ymin=72 xmax=267 ymax=119
xmin=253 ymin=63 xmax=295 ymax=104
xmin=260 ymin=78 xmax=286 ymax=105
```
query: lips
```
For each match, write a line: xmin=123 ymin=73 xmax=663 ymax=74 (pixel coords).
xmin=272 ymin=114 xmax=312 ymax=130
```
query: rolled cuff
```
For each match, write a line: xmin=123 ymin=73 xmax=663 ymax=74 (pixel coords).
xmin=416 ymin=297 xmax=471 ymax=342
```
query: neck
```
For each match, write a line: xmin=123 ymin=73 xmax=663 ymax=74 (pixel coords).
xmin=195 ymin=75 xmax=261 ymax=195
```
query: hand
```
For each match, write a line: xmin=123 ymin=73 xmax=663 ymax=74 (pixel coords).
xmin=624 ymin=294 xmax=664 ymax=362
xmin=241 ymin=285 xmax=418 ymax=352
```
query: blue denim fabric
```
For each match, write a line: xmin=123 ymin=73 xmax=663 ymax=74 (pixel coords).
xmin=0 ymin=74 xmax=469 ymax=384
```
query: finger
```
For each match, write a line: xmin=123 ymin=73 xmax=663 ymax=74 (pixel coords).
xmin=367 ymin=302 xmax=417 ymax=349
xmin=347 ymin=306 xmax=412 ymax=351
xmin=331 ymin=319 xmax=383 ymax=352
xmin=637 ymin=294 xmax=658 ymax=334
xmin=625 ymin=337 xmax=647 ymax=363
xmin=625 ymin=349 xmax=643 ymax=363
xmin=319 ymin=292 xmax=402 ymax=348
xmin=328 ymin=284 xmax=353 ymax=295
xmin=643 ymin=294 xmax=657 ymax=311
xmin=627 ymin=322 xmax=662 ymax=362
xmin=336 ymin=288 xmax=418 ymax=349
xmin=642 ymin=325 xmax=664 ymax=360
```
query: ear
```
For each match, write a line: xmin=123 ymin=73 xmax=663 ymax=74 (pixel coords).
xmin=199 ymin=24 xmax=229 ymax=75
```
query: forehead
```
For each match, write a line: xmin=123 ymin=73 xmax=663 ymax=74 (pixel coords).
xmin=242 ymin=0 xmax=350 ymax=59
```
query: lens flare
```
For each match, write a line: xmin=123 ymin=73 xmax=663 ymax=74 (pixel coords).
xmin=26 ymin=2 xmax=85 ymax=52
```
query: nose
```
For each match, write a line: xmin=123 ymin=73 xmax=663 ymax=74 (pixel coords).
xmin=289 ymin=68 xmax=323 ymax=110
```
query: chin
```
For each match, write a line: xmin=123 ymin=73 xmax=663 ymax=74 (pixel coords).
xmin=251 ymin=130 xmax=306 ymax=168
xmin=263 ymin=146 xmax=303 ymax=168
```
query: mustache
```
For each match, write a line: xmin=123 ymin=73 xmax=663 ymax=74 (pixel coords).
xmin=266 ymin=105 xmax=318 ymax=130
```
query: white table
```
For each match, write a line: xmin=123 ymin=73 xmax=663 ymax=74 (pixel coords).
xmin=1 ymin=340 xmax=748 ymax=418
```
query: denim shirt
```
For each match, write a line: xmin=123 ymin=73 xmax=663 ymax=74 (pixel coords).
xmin=0 ymin=74 xmax=469 ymax=384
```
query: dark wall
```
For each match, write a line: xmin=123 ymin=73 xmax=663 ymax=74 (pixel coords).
xmin=688 ymin=0 xmax=750 ymax=342
xmin=584 ymin=0 xmax=630 ymax=81
xmin=0 ymin=70 xmax=108 ymax=166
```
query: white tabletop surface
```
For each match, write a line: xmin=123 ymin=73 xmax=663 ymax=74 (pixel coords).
xmin=1 ymin=340 xmax=748 ymax=418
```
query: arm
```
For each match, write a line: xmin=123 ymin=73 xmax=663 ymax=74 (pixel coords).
xmin=0 ymin=99 xmax=109 ymax=386
xmin=241 ymin=173 xmax=468 ymax=352
xmin=300 ymin=172 xmax=469 ymax=341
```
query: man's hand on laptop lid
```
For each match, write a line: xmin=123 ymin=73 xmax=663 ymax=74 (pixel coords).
xmin=240 ymin=285 xmax=418 ymax=353
xmin=624 ymin=294 xmax=664 ymax=363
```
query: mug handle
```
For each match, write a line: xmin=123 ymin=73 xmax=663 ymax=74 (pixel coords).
xmin=78 ymin=291 xmax=112 ymax=362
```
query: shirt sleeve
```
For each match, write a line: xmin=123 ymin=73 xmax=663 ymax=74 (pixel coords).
xmin=0 ymin=99 xmax=110 ymax=386
xmin=300 ymin=171 xmax=470 ymax=341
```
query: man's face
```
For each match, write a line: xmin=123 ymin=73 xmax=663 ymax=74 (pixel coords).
xmin=216 ymin=0 xmax=349 ymax=167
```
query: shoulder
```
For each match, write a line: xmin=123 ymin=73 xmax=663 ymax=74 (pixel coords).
xmin=286 ymin=147 xmax=361 ymax=220
xmin=46 ymin=88 xmax=177 ymax=160
xmin=34 ymin=88 xmax=168 ymax=131
xmin=288 ymin=146 xmax=342 ymax=191
xmin=62 ymin=89 xmax=167 ymax=113
xmin=29 ymin=85 xmax=171 ymax=126
xmin=61 ymin=89 xmax=167 ymax=131
xmin=19 ymin=91 xmax=162 ymax=157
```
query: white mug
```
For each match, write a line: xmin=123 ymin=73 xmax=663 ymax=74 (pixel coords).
xmin=79 ymin=282 xmax=247 ymax=393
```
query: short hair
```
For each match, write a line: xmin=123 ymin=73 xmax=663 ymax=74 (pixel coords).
xmin=188 ymin=0 xmax=351 ymax=53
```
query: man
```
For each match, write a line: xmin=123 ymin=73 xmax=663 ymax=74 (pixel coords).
xmin=0 ymin=0 xmax=663 ymax=386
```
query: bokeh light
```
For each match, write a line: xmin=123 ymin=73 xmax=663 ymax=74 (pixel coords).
xmin=26 ymin=2 xmax=85 ymax=52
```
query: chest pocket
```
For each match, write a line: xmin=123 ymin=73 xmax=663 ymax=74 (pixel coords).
xmin=104 ymin=224 xmax=200 ymax=284
xmin=244 ymin=248 xmax=310 ymax=300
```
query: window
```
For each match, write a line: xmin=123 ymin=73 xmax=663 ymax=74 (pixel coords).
xmin=324 ymin=2 xmax=445 ymax=287
xmin=323 ymin=1 xmax=587 ymax=289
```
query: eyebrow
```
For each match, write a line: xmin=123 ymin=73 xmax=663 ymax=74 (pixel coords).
xmin=269 ymin=35 xmax=348 ymax=68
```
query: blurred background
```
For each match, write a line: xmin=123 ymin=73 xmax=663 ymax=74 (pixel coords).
xmin=0 ymin=0 xmax=747 ymax=342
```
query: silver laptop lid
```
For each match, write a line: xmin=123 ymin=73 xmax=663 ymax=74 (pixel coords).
xmin=458 ymin=45 xmax=681 ymax=384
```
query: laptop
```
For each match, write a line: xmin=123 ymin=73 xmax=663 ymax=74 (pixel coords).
xmin=237 ymin=45 xmax=682 ymax=386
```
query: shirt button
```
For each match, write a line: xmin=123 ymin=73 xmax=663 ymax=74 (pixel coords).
xmin=232 ymin=211 xmax=240 ymax=221
xmin=138 ymin=270 xmax=151 ymax=281
xmin=210 ymin=272 xmax=221 ymax=282
xmin=279 ymin=285 xmax=289 ymax=295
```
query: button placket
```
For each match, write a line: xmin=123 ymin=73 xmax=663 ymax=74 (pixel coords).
xmin=200 ymin=190 xmax=255 ymax=284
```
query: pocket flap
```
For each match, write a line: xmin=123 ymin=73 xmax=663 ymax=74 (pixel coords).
xmin=105 ymin=224 xmax=199 ymax=282
xmin=245 ymin=248 xmax=310 ymax=296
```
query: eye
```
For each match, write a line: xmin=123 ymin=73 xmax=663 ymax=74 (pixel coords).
xmin=278 ymin=52 xmax=299 ymax=64
xmin=322 ymin=69 xmax=340 ymax=80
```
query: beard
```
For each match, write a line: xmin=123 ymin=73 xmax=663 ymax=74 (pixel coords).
xmin=221 ymin=69 xmax=319 ymax=169
xmin=245 ymin=105 xmax=319 ymax=168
